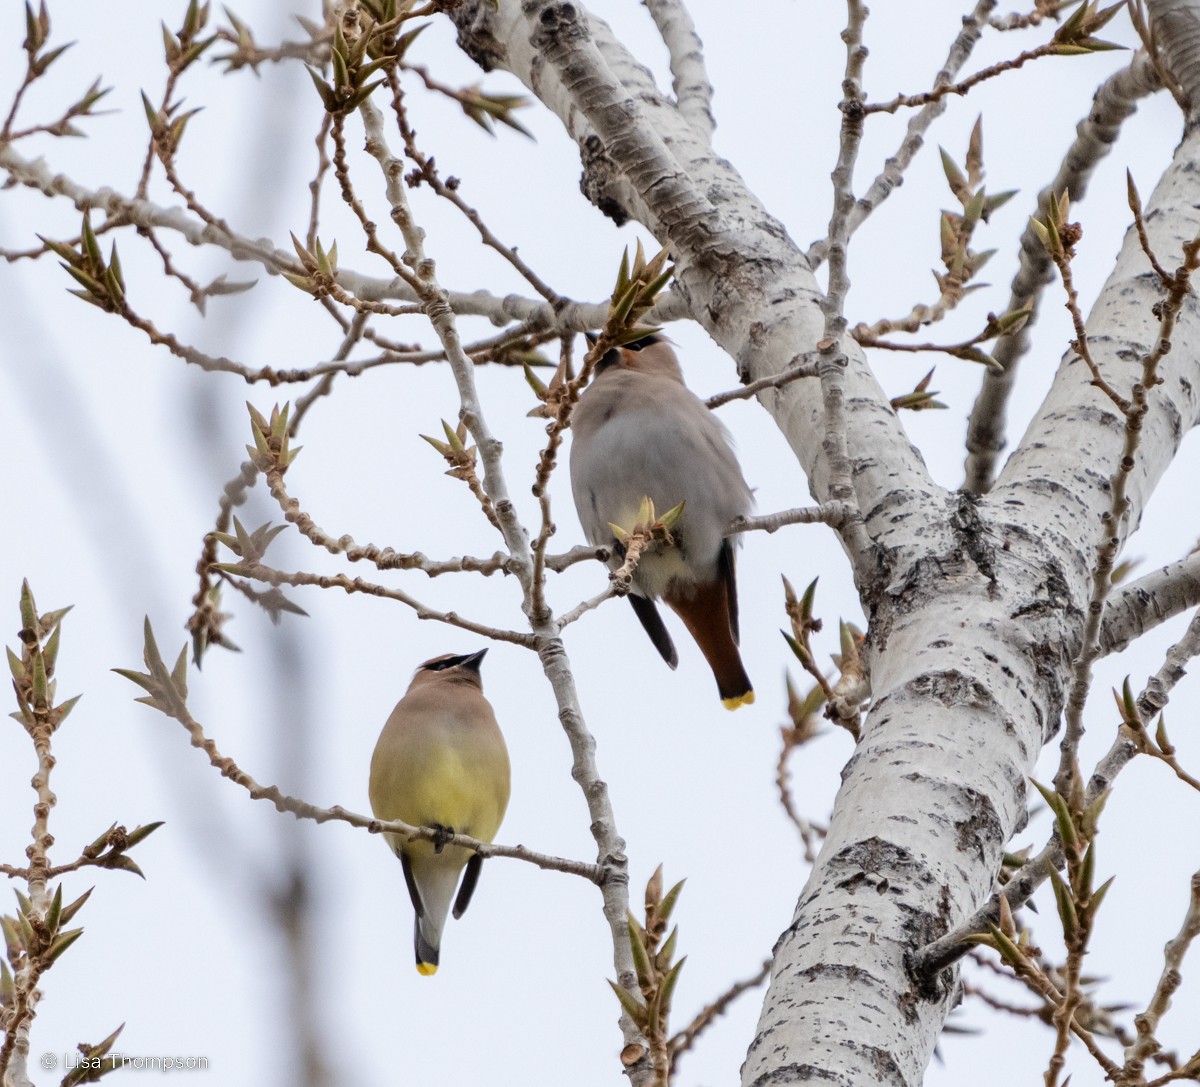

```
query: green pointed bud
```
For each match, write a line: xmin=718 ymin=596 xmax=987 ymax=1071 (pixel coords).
xmin=103 ymin=855 xmax=145 ymax=878
xmin=659 ymin=925 xmax=678 ymax=966
xmin=125 ymin=821 xmax=165 ymax=848
xmin=1055 ymin=0 xmax=1090 ymax=40
xmin=801 ymin=578 xmax=819 ymax=620
xmin=15 ymin=910 xmax=35 ymax=952
xmin=31 ymin=647 xmax=48 ymax=708
xmin=171 ymin=647 xmax=188 ymax=697
xmin=45 ymin=884 xmax=63 ymax=932
xmin=985 ymin=189 xmax=1017 ymax=215
xmin=88 ymin=1021 xmax=125 ymax=1060
xmin=994 ymin=306 xmax=1032 ymax=336
xmin=37 ymin=235 xmax=82 ymax=265
xmin=271 ymin=402 xmax=290 ymax=438
xmin=46 ymin=926 xmax=84 ymax=964
xmin=642 ymin=265 xmax=674 ymax=303
xmin=1 ymin=915 xmax=23 ymax=962
xmin=1079 ymin=841 xmax=1096 ymax=897
xmin=614 ymin=246 xmax=631 ymax=297
xmin=644 ymin=865 xmax=664 ymax=911
xmin=1118 ymin=671 xmax=1137 ymax=724
xmin=1155 ymin=715 xmax=1174 ymax=755
xmin=614 ymin=325 xmax=663 ymax=348
xmin=940 ymin=147 xmax=966 ymax=197
xmin=345 ymin=79 xmax=386 ymax=112
xmin=86 ymin=823 xmax=117 ymax=853
xmin=658 ymin=500 xmax=685 ymax=531
xmin=610 ymin=280 xmax=641 ymax=325
xmin=144 ymin=620 xmax=170 ymax=681
xmin=997 ymin=891 xmax=1015 ymax=937
xmin=607 ymin=979 xmax=648 ymax=1026
xmin=1126 ymin=170 xmax=1141 ymax=215
xmin=781 ymin=630 xmax=809 ymax=664
xmin=59 ymin=887 xmax=93 ymax=926
xmin=282 ymin=271 xmax=314 ymax=293
xmin=987 ymin=923 xmax=1023 ymax=966
xmin=331 ymin=46 xmax=348 ymax=92
xmin=1090 ymin=875 xmax=1115 ymax=915
xmin=305 ymin=66 xmax=336 ymax=111
xmin=80 ymin=212 xmax=102 ymax=268
xmin=56 ymin=693 xmax=82 ymax=724
xmin=523 ymin=362 xmax=549 ymax=398
xmin=839 ymin=620 xmax=858 ymax=661
xmin=24 ymin=2 xmax=42 ymax=52
xmin=963 ymin=190 xmax=987 ymax=231
xmin=659 ymin=878 xmax=684 ymax=925
xmin=112 ymin=668 xmax=154 ymax=694
xmin=659 ymin=955 xmax=686 ymax=1013
xmin=419 ymin=433 xmax=452 ymax=456
xmin=628 ymin=920 xmax=652 ymax=986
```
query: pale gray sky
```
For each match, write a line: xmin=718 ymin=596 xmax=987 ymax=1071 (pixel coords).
xmin=1 ymin=4 xmax=1196 ymax=1086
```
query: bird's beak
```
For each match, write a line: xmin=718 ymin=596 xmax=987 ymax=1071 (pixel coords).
xmin=460 ymin=648 xmax=488 ymax=672
xmin=584 ymin=331 xmax=598 ymax=346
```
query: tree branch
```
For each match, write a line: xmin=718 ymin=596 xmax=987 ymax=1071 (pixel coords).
xmin=1100 ymin=550 xmax=1200 ymax=655
xmin=806 ymin=0 xmax=996 ymax=269
xmin=963 ymin=51 xmax=1162 ymax=494
xmin=643 ymin=0 xmax=714 ymax=139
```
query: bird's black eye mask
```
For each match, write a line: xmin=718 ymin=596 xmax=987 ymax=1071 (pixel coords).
xmin=594 ymin=349 xmax=620 ymax=375
xmin=421 ymin=649 xmax=487 ymax=673
xmin=592 ymin=332 xmax=662 ymax=375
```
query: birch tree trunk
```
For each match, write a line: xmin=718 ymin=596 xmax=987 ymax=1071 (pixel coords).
xmin=449 ymin=1 xmax=1200 ymax=1082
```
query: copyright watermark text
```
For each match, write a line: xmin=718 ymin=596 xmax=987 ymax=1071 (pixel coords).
xmin=41 ymin=1052 xmax=209 ymax=1073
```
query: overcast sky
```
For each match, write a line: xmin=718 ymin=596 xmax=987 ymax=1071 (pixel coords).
xmin=2 ymin=3 xmax=1197 ymax=1086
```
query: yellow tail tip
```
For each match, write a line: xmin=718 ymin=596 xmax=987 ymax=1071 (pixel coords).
xmin=722 ymin=690 xmax=755 ymax=710
xmin=416 ymin=962 xmax=438 ymax=977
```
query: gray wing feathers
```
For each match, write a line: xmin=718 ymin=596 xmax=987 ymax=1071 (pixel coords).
xmin=570 ymin=373 xmax=752 ymax=574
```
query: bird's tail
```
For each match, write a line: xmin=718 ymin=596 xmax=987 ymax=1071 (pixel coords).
xmin=414 ymin=914 xmax=441 ymax=976
xmin=667 ymin=580 xmax=754 ymax=710
xmin=407 ymin=857 xmax=464 ymax=976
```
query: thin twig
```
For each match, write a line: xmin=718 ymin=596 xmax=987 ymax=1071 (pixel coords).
xmin=963 ymin=52 xmax=1162 ymax=493
xmin=668 ymin=959 xmax=772 ymax=1071
xmin=865 ymin=41 xmax=1062 ymax=115
xmin=728 ymin=502 xmax=856 ymax=535
xmin=390 ymin=67 xmax=563 ymax=305
xmin=643 ymin=0 xmax=715 ymax=139
xmin=223 ymin=560 xmax=537 ymax=646
xmin=815 ymin=0 xmax=874 ymax=566
xmin=140 ymin=677 xmax=600 ymax=881
xmin=1054 ymin=228 xmax=1200 ymax=795
xmin=1119 ymin=870 xmax=1200 ymax=1081
xmin=356 ymin=95 xmax=642 ymax=1063
xmin=705 ymin=360 xmax=817 ymax=408
xmin=807 ymin=0 xmax=997 ymax=269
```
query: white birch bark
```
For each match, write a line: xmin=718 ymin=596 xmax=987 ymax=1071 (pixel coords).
xmin=448 ymin=2 xmax=1200 ymax=1083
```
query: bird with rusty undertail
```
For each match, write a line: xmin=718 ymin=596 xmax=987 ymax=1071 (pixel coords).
xmin=569 ymin=332 xmax=755 ymax=709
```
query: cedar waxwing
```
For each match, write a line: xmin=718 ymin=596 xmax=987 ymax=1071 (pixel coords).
xmin=368 ymin=648 xmax=511 ymax=975
xmin=569 ymin=333 xmax=755 ymax=709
